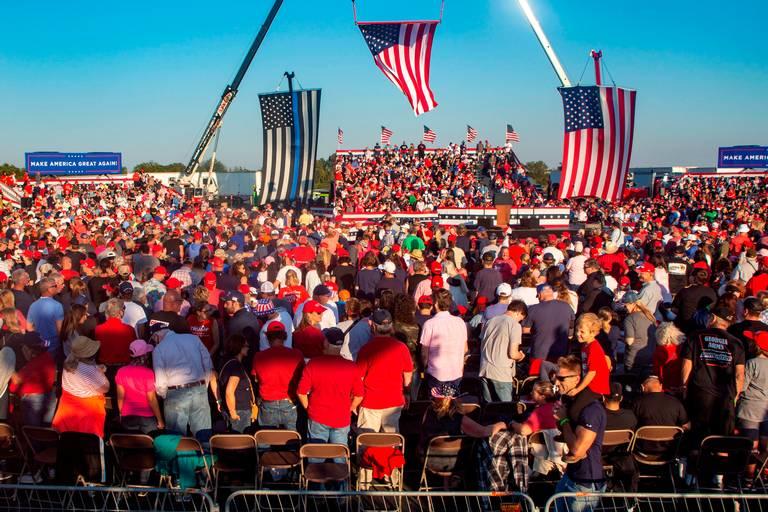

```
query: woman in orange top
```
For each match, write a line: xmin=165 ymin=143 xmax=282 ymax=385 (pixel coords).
xmin=52 ymin=336 xmax=109 ymax=438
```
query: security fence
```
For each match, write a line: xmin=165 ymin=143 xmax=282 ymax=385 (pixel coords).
xmin=224 ymin=490 xmax=536 ymax=512
xmin=0 ymin=484 xmax=217 ymax=512
xmin=544 ymin=492 xmax=768 ymax=512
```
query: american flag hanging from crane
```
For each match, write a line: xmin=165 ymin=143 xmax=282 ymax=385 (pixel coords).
xmin=558 ymin=85 xmax=636 ymax=202
xmin=337 ymin=127 xmax=344 ymax=145
xmin=358 ymin=22 xmax=439 ymax=116
xmin=466 ymin=125 xmax=478 ymax=143
xmin=380 ymin=126 xmax=393 ymax=145
xmin=423 ymin=125 xmax=437 ymax=143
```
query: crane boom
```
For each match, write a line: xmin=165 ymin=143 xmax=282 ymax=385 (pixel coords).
xmin=183 ymin=0 xmax=284 ymax=176
xmin=516 ymin=0 xmax=572 ymax=88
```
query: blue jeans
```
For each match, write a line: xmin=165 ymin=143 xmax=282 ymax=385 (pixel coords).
xmin=228 ymin=409 xmax=252 ymax=433
xmin=21 ymin=392 xmax=57 ymax=427
xmin=554 ymin=474 xmax=606 ymax=512
xmin=481 ymin=378 xmax=514 ymax=403
xmin=307 ymin=419 xmax=349 ymax=463
xmin=164 ymin=385 xmax=212 ymax=436
xmin=259 ymin=399 xmax=297 ymax=431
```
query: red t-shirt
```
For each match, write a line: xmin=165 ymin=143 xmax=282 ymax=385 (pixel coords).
xmin=10 ymin=351 xmax=56 ymax=395
xmin=251 ymin=346 xmax=304 ymax=401
xmin=293 ymin=326 xmax=325 ymax=359
xmin=95 ymin=317 xmax=136 ymax=365
xmin=652 ymin=344 xmax=683 ymax=390
xmin=278 ymin=286 xmax=310 ymax=313
xmin=356 ymin=336 xmax=413 ymax=409
xmin=581 ymin=340 xmax=610 ymax=395
xmin=297 ymin=355 xmax=363 ymax=428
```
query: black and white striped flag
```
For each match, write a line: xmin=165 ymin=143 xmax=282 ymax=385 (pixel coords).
xmin=259 ymin=89 xmax=321 ymax=205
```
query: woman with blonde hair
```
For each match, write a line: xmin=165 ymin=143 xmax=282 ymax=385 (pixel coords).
xmin=652 ymin=322 xmax=685 ymax=390
xmin=52 ymin=336 xmax=109 ymax=438
xmin=0 ymin=290 xmax=26 ymax=332
xmin=620 ymin=291 xmax=657 ymax=374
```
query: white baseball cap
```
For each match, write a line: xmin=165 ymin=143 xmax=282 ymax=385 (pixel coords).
xmin=496 ymin=283 xmax=513 ymax=297
xmin=260 ymin=281 xmax=275 ymax=294
xmin=382 ymin=261 xmax=397 ymax=274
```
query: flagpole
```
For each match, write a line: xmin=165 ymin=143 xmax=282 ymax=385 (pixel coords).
xmin=516 ymin=0 xmax=572 ymax=87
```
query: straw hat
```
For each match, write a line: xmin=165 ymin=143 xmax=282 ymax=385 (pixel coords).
xmin=70 ymin=335 xmax=100 ymax=359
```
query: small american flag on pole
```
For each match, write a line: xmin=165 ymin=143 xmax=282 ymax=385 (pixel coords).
xmin=466 ymin=125 xmax=478 ymax=143
xmin=380 ymin=126 xmax=393 ymax=145
xmin=423 ymin=125 xmax=437 ymax=143
xmin=558 ymin=85 xmax=637 ymax=202
xmin=337 ymin=127 xmax=344 ymax=145
xmin=358 ymin=22 xmax=439 ymax=116
xmin=505 ymin=124 xmax=520 ymax=143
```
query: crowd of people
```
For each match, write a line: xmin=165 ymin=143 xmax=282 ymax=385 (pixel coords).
xmin=333 ymin=141 xmax=543 ymax=212
xmin=0 ymin=170 xmax=766 ymax=507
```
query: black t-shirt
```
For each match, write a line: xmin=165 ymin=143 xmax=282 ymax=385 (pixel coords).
xmin=163 ymin=238 xmax=184 ymax=261
xmin=375 ymin=276 xmax=404 ymax=296
xmin=332 ymin=265 xmax=356 ymax=292
xmin=632 ymin=392 xmax=689 ymax=428
xmin=219 ymin=358 xmax=252 ymax=410
xmin=216 ymin=271 xmax=241 ymax=293
xmin=407 ymin=274 xmax=428 ymax=294
xmin=12 ymin=290 xmax=35 ymax=317
xmin=671 ymin=285 xmax=717 ymax=331
xmin=666 ymin=257 xmax=691 ymax=295
xmin=146 ymin=311 xmax=190 ymax=338
xmin=681 ymin=327 xmax=745 ymax=398
xmin=605 ymin=408 xmax=637 ymax=431
xmin=87 ymin=275 xmax=116 ymax=309
xmin=728 ymin=320 xmax=768 ymax=360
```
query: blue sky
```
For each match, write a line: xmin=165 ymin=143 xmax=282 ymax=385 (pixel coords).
xmin=1 ymin=0 xmax=766 ymax=171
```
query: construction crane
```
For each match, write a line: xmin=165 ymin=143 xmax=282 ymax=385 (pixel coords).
xmin=181 ymin=0 xmax=284 ymax=188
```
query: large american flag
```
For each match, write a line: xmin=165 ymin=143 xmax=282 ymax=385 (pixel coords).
xmin=423 ymin=125 xmax=437 ymax=143
xmin=505 ymin=124 xmax=520 ymax=143
xmin=358 ymin=22 xmax=438 ymax=116
xmin=380 ymin=126 xmax=393 ymax=145
xmin=558 ymin=85 xmax=636 ymax=202
xmin=258 ymin=89 xmax=321 ymax=205
xmin=337 ymin=127 xmax=344 ymax=145
xmin=466 ymin=125 xmax=478 ymax=143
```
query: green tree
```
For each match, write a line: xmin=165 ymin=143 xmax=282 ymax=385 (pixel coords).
xmin=132 ymin=161 xmax=186 ymax=174
xmin=524 ymin=160 xmax=551 ymax=187
xmin=198 ymin=159 xmax=228 ymax=174
xmin=0 ymin=163 xmax=25 ymax=179
xmin=313 ymin=155 xmax=334 ymax=191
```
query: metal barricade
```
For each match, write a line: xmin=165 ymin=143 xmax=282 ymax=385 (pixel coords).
xmin=544 ymin=492 xmax=768 ymax=512
xmin=225 ymin=490 xmax=536 ymax=512
xmin=0 ymin=484 xmax=217 ymax=512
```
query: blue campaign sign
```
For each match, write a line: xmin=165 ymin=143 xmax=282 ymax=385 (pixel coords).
xmin=717 ymin=146 xmax=768 ymax=168
xmin=25 ymin=152 xmax=123 ymax=175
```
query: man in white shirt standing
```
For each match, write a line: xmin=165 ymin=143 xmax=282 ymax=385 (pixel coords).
xmin=420 ymin=289 xmax=468 ymax=395
xmin=479 ymin=300 xmax=527 ymax=402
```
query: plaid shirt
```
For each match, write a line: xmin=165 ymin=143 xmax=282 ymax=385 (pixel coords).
xmin=477 ymin=430 xmax=529 ymax=493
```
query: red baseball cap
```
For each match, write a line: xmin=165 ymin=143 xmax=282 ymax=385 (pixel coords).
xmin=203 ymin=272 xmax=217 ymax=288
xmin=635 ymin=262 xmax=656 ymax=274
xmin=430 ymin=276 xmax=444 ymax=289
xmin=238 ymin=284 xmax=251 ymax=295
xmin=693 ymin=261 xmax=710 ymax=271
xmin=83 ymin=258 xmax=96 ymax=269
xmin=303 ymin=300 xmax=326 ymax=314
xmin=165 ymin=277 xmax=182 ymax=290
xmin=211 ymin=257 xmax=224 ymax=268
xmin=417 ymin=294 xmax=433 ymax=305
xmin=154 ymin=266 xmax=168 ymax=276
xmin=430 ymin=261 xmax=443 ymax=275
xmin=266 ymin=321 xmax=286 ymax=333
